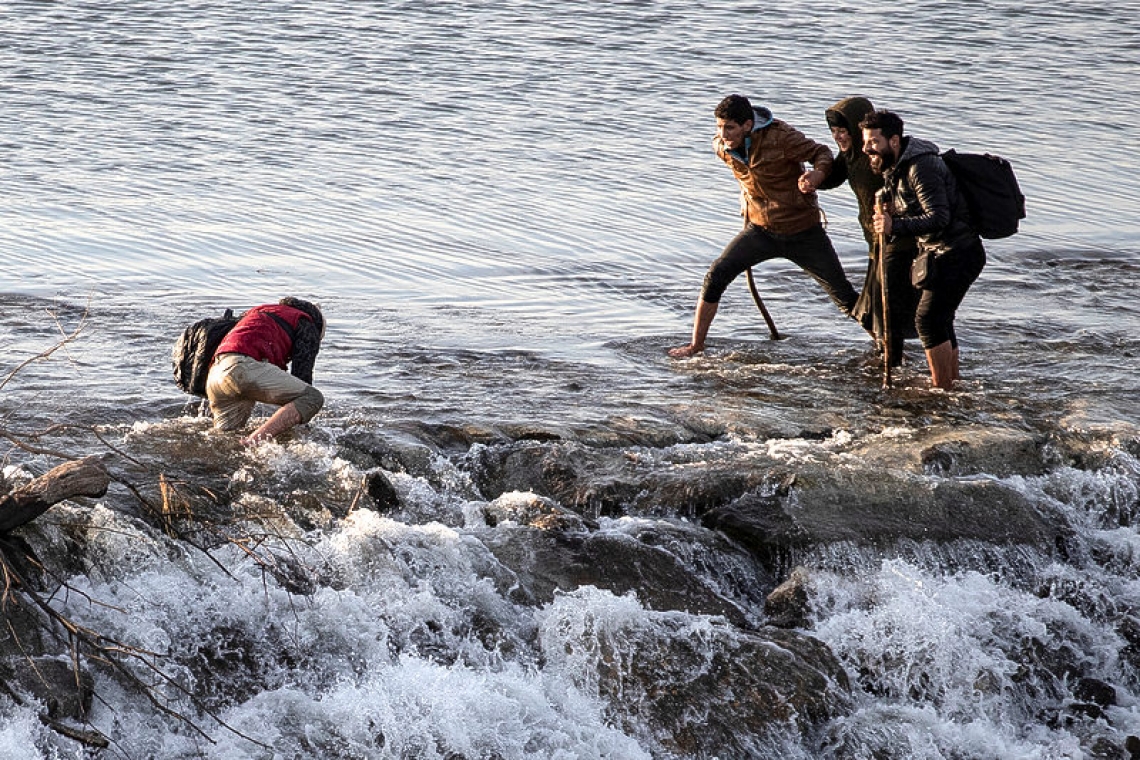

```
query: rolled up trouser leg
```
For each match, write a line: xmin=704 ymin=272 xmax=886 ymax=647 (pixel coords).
xmin=290 ymin=385 xmax=324 ymax=423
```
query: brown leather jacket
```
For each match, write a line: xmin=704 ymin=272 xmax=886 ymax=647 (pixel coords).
xmin=714 ymin=110 xmax=833 ymax=236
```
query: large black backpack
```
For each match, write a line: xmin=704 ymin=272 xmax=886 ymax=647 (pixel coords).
xmin=172 ymin=309 xmax=239 ymax=397
xmin=940 ymin=149 xmax=1026 ymax=239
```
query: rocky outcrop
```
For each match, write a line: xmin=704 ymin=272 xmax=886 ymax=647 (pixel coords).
xmin=702 ymin=464 xmax=1072 ymax=576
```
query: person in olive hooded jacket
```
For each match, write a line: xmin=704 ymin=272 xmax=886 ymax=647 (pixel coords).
xmin=669 ymin=94 xmax=858 ymax=358
xmin=817 ymin=96 xmax=918 ymax=366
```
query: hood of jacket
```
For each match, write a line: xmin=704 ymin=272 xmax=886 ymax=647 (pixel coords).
xmin=825 ymin=96 xmax=874 ymax=156
xmin=750 ymin=105 xmax=774 ymax=131
xmin=897 ymin=135 xmax=940 ymax=166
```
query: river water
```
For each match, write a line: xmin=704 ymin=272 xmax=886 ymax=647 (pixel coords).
xmin=1 ymin=1 xmax=1139 ymax=758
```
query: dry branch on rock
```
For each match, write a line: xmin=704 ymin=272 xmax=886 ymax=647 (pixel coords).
xmin=0 ymin=457 xmax=110 ymax=533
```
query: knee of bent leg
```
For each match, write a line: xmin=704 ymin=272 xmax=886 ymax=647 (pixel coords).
xmin=700 ymin=265 xmax=735 ymax=304
xmin=292 ymin=386 xmax=324 ymax=423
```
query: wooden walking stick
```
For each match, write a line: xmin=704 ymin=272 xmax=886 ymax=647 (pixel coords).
xmin=875 ymin=189 xmax=893 ymax=388
xmin=745 ymin=267 xmax=781 ymax=340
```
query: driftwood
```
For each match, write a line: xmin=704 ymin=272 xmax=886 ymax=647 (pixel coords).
xmin=0 ymin=457 xmax=110 ymax=533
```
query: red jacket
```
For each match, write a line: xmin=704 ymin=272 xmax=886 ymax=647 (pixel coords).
xmin=215 ymin=304 xmax=311 ymax=370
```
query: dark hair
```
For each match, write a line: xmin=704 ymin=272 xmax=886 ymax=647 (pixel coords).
xmin=859 ymin=109 xmax=904 ymax=140
xmin=714 ymin=94 xmax=754 ymax=125
xmin=280 ymin=296 xmax=324 ymax=337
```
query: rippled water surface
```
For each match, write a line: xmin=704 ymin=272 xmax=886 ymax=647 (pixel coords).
xmin=2 ymin=1 xmax=1139 ymax=758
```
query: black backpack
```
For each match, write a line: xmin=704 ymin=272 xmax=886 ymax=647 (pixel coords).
xmin=940 ymin=149 xmax=1026 ymax=239
xmin=172 ymin=309 xmax=239 ymax=397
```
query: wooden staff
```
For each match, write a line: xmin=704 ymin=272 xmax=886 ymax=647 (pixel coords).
xmin=745 ymin=267 xmax=781 ymax=340
xmin=876 ymin=189 xmax=893 ymax=388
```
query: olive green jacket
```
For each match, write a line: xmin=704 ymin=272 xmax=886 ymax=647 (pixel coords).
xmin=818 ymin=96 xmax=882 ymax=246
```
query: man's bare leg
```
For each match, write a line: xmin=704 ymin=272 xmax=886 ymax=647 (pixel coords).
xmin=925 ymin=341 xmax=957 ymax=390
xmin=668 ymin=299 xmax=719 ymax=357
xmin=243 ymin=402 xmax=303 ymax=445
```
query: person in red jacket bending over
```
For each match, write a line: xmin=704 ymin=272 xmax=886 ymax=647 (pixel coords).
xmin=206 ymin=297 xmax=325 ymax=445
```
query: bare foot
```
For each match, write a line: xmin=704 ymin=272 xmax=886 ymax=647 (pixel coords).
xmin=668 ymin=343 xmax=704 ymax=358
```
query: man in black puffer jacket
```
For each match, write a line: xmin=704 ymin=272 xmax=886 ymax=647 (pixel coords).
xmin=860 ymin=110 xmax=985 ymax=389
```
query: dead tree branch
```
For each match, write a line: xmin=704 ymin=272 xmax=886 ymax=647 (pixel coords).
xmin=0 ymin=457 xmax=110 ymax=533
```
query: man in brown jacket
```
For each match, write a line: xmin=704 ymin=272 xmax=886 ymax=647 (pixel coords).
xmin=669 ymin=94 xmax=858 ymax=357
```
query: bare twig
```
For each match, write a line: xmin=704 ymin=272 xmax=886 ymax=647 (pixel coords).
xmin=0 ymin=304 xmax=89 ymax=393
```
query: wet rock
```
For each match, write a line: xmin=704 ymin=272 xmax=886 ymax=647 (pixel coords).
xmin=610 ymin=517 xmax=775 ymax=615
xmin=1060 ymin=701 xmax=1105 ymax=723
xmin=0 ymin=656 xmax=93 ymax=719
xmin=571 ymin=416 xmax=713 ymax=449
xmin=1087 ymin=736 xmax=1133 ymax=760
xmin=495 ymin=423 xmax=566 ymax=442
xmin=335 ymin=430 xmax=441 ymax=481
xmin=467 ymin=441 xmax=603 ymax=508
xmin=468 ymin=439 xmax=770 ymax=519
xmin=701 ymin=487 xmax=806 ymax=575
xmin=282 ymin=491 xmax=338 ymax=530
xmin=703 ymin=466 xmax=1071 ymax=574
xmin=920 ymin=429 xmax=1047 ymax=477
xmin=1126 ymin=735 xmax=1140 ymax=759
xmin=549 ymin=610 xmax=850 ymax=757
xmin=483 ymin=492 xmax=595 ymax=532
xmin=852 ymin=424 xmax=1050 ymax=477
xmin=174 ymin=623 xmax=303 ymax=712
xmin=1117 ymin=615 xmax=1140 ymax=646
xmin=765 ymin=566 xmax=812 ymax=629
xmin=364 ymin=470 xmax=401 ymax=512
xmin=393 ymin=421 xmax=507 ymax=453
xmin=481 ymin=526 xmax=751 ymax=626
xmin=0 ymin=598 xmax=52 ymax=660
xmin=1118 ymin=617 xmax=1140 ymax=675
xmin=1074 ymin=677 xmax=1117 ymax=707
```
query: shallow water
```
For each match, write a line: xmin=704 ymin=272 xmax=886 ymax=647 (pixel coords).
xmin=2 ymin=0 xmax=1139 ymax=757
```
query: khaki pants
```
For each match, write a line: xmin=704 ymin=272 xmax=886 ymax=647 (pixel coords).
xmin=206 ymin=354 xmax=323 ymax=431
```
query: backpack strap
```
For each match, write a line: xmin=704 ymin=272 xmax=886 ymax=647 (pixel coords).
xmin=266 ymin=311 xmax=301 ymax=341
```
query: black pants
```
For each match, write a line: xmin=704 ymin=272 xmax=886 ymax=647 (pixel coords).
xmin=700 ymin=223 xmax=858 ymax=315
xmin=916 ymin=240 xmax=986 ymax=349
